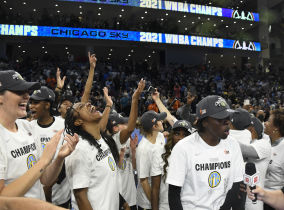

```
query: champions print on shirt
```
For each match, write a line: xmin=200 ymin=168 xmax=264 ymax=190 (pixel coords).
xmin=96 ymin=148 xmax=116 ymax=171
xmin=195 ymin=161 xmax=231 ymax=188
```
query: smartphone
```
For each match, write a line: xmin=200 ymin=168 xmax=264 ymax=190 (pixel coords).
xmin=147 ymin=86 xmax=156 ymax=94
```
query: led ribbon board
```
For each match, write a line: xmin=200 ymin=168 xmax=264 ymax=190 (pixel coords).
xmin=0 ymin=24 xmax=261 ymax=51
xmin=59 ymin=0 xmax=259 ymax=21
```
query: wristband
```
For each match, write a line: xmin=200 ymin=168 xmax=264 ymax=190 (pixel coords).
xmin=106 ymin=105 xmax=112 ymax=108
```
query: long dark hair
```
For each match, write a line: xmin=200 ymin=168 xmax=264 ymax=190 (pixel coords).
xmin=161 ymin=131 xmax=175 ymax=181
xmin=64 ymin=107 xmax=119 ymax=163
xmin=162 ymin=128 xmax=191 ymax=181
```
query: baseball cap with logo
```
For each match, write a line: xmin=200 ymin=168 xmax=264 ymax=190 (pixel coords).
xmin=251 ymin=117 xmax=263 ymax=139
xmin=140 ymin=110 xmax=167 ymax=130
xmin=30 ymin=86 xmax=55 ymax=102
xmin=172 ymin=120 xmax=194 ymax=134
xmin=0 ymin=70 xmax=40 ymax=92
xmin=107 ymin=113 xmax=129 ymax=130
xmin=196 ymin=95 xmax=232 ymax=120
xmin=231 ymin=108 xmax=253 ymax=130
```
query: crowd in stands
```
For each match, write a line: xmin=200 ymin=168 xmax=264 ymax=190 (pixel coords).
xmin=1 ymin=55 xmax=283 ymax=124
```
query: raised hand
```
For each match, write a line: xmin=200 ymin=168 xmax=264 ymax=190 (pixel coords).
xmin=41 ymin=130 xmax=64 ymax=165
xmin=88 ymin=51 xmax=97 ymax=69
xmin=103 ymin=87 xmax=113 ymax=107
xmin=151 ymin=89 xmax=160 ymax=101
xmin=132 ymin=78 xmax=146 ymax=99
xmin=130 ymin=134 xmax=138 ymax=152
xmin=58 ymin=133 xmax=79 ymax=159
xmin=56 ymin=67 xmax=66 ymax=90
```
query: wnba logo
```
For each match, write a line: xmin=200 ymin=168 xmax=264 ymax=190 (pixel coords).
xmin=108 ymin=156 xmax=116 ymax=171
xmin=208 ymin=171 xmax=221 ymax=188
xmin=27 ymin=154 xmax=37 ymax=169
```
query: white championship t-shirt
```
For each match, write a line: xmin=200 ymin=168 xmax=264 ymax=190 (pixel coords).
xmin=0 ymin=119 xmax=45 ymax=200
xmin=30 ymin=116 xmax=70 ymax=205
xmin=136 ymin=132 xmax=165 ymax=209
xmin=245 ymin=134 xmax=271 ymax=210
xmin=229 ymin=129 xmax=252 ymax=146
xmin=151 ymin=147 xmax=170 ymax=210
xmin=166 ymin=132 xmax=244 ymax=210
xmin=113 ymin=132 xmax=136 ymax=206
xmin=66 ymin=137 xmax=119 ymax=210
xmin=264 ymin=137 xmax=284 ymax=191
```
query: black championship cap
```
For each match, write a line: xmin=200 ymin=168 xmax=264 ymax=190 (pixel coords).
xmin=231 ymin=108 xmax=253 ymax=130
xmin=108 ymin=113 xmax=129 ymax=127
xmin=59 ymin=95 xmax=75 ymax=105
xmin=251 ymin=117 xmax=263 ymax=139
xmin=172 ymin=120 xmax=194 ymax=134
xmin=0 ymin=70 xmax=40 ymax=92
xmin=140 ymin=110 xmax=167 ymax=130
xmin=196 ymin=95 xmax=232 ymax=120
xmin=30 ymin=86 xmax=55 ymax=102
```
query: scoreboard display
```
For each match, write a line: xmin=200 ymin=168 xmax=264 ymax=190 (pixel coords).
xmin=0 ymin=24 xmax=261 ymax=51
xmin=59 ymin=0 xmax=259 ymax=21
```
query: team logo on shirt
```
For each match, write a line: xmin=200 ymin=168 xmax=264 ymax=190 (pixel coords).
xmin=208 ymin=171 xmax=221 ymax=188
xmin=121 ymin=159 xmax=127 ymax=170
xmin=27 ymin=154 xmax=37 ymax=169
xmin=108 ymin=156 xmax=116 ymax=171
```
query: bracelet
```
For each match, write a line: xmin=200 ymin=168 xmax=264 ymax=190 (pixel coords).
xmin=56 ymin=87 xmax=62 ymax=90
xmin=106 ymin=105 xmax=112 ymax=108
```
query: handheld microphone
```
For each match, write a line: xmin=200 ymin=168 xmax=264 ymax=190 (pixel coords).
xmin=243 ymin=162 xmax=259 ymax=204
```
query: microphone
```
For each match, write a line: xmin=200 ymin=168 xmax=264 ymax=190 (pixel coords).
xmin=243 ymin=162 xmax=259 ymax=204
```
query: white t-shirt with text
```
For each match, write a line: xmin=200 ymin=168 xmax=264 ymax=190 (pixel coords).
xmin=0 ymin=119 xmax=45 ymax=200
xmin=166 ymin=132 xmax=244 ymax=210
xmin=66 ymin=137 xmax=119 ymax=210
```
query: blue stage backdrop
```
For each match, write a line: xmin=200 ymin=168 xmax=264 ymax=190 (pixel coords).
xmin=58 ymin=0 xmax=259 ymax=22
xmin=0 ymin=24 xmax=261 ymax=51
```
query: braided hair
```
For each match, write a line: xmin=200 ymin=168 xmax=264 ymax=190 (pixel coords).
xmin=65 ymin=107 xmax=119 ymax=163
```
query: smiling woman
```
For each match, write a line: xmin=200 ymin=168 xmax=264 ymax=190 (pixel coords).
xmin=64 ymin=101 xmax=121 ymax=210
xmin=0 ymin=70 xmax=79 ymax=202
